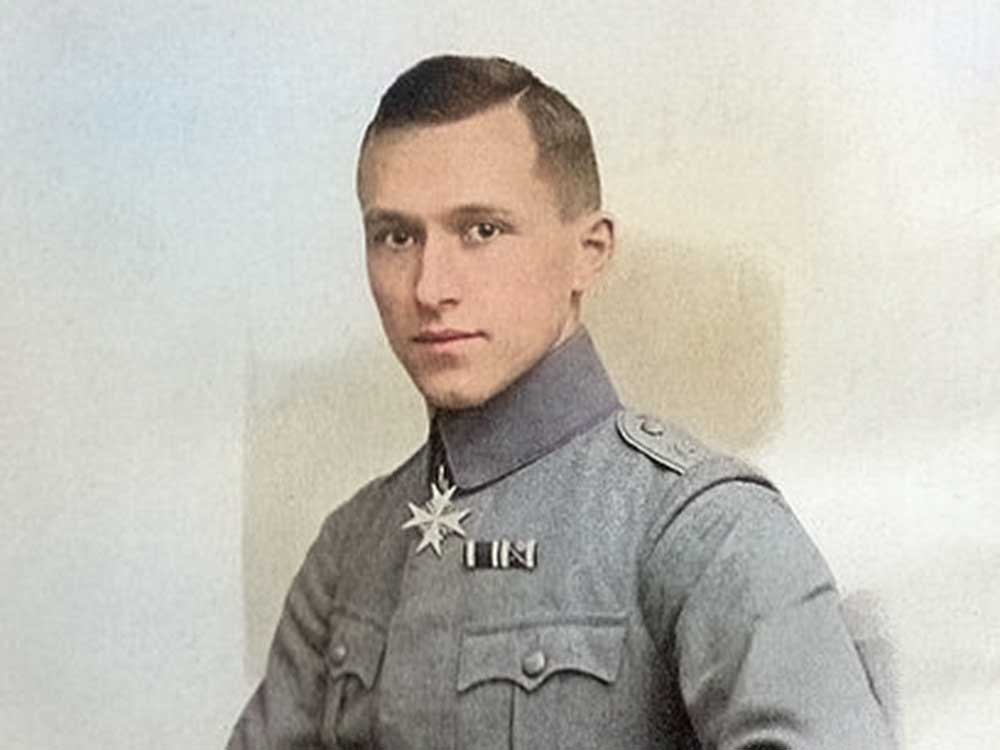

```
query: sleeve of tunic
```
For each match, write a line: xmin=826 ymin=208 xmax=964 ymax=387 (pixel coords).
xmin=226 ymin=515 xmax=341 ymax=750
xmin=639 ymin=478 xmax=895 ymax=749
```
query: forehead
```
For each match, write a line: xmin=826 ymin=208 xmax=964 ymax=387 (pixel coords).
xmin=357 ymin=104 xmax=558 ymax=216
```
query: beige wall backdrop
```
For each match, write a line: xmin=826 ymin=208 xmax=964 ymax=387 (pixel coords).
xmin=3 ymin=2 xmax=998 ymax=748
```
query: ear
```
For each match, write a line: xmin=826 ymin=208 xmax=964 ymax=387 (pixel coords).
xmin=572 ymin=211 xmax=615 ymax=294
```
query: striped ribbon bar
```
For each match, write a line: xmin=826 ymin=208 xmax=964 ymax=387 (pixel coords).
xmin=463 ymin=539 xmax=537 ymax=570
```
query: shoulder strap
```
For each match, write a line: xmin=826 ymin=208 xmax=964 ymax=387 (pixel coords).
xmin=616 ymin=410 xmax=711 ymax=474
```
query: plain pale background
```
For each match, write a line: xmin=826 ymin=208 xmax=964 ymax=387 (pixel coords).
xmin=2 ymin=2 xmax=998 ymax=748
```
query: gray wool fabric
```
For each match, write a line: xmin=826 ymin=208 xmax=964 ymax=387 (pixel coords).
xmin=228 ymin=330 xmax=894 ymax=749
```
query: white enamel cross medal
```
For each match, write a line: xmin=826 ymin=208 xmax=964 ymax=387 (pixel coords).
xmin=401 ymin=466 xmax=470 ymax=557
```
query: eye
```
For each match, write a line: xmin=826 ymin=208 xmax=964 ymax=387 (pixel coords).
xmin=463 ymin=222 xmax=503 ymax=245
xmin=373 ymin=228 xmax=417 ymax=250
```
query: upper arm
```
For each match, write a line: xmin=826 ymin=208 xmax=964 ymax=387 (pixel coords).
xmin=227 ymin=512 xmax=344 ymax=749
xmin=640 ymin=480 xmax=894 ymax=749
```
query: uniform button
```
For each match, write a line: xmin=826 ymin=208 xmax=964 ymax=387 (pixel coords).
xmin=640 ymin=416 xmax=665 ymax=436
xmin=676 ymin=439 xmax=698 ymax=455
xmin=522 ymin=650 xmax=547 ymax=677
xmin=329 ymin=643 xmax=348 ymax=665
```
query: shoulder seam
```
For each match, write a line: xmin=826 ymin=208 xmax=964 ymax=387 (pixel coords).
xmin=637 ymin=457 xmax=779 ymax=567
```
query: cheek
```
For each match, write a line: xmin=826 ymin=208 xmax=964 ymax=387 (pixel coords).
xmin=367 ymin=261 xmax=409 ymax=318
xmin=486 ymin=246 xmax=575 ymax=320
xmin=511 ymin=240 xmax=576 ymax=298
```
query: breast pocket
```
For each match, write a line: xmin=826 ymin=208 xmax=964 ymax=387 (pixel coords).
xmin=456 ymin=616 xmax=627 ymax=750
xmin=321 ymin=611 xmax=386 ymax=748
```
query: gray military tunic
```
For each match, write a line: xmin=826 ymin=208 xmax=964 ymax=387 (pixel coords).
xmin=228 ymin=330 xmax=893 ymax=749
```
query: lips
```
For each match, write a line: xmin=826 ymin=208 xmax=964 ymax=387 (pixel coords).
xmin=412 ymin=328 xmax=484 ymax=346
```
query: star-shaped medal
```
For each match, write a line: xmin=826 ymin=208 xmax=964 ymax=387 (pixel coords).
xmin=401 ymin=467 xmax=470 ymax=557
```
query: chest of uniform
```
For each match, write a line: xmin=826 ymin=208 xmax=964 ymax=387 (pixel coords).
xmin=452 ymin=462 xmax=646 ymax=619
xmin=322 ymin=451 xmax=676 ymax=749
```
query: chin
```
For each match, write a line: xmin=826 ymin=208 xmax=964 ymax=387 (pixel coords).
xmin=405 ymin=351 xmax=539 ymax=412
xmin=414 ymin=374 xmax=498 ymax=412
xmin=421 ymin=387 xmax=490 ymax=412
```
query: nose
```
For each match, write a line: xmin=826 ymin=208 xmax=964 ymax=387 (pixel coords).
xmin=414 ymin=231 xmax=461 ymax=310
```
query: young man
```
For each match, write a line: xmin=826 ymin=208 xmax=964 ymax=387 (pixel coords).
xmin=228 ymin=55 xmax=893 ymax=749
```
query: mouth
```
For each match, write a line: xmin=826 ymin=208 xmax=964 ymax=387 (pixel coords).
xmin=412 ymin=328 xmax=485 ymax=351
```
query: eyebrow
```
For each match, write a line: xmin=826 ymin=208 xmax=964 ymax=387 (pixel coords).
xmin=363 ymin=203 xmax=517 ymax=231
xmin=444 ymin=203 xmax=517 ymax=223
xmin=362 ymin=208 xmax=418 ymax=230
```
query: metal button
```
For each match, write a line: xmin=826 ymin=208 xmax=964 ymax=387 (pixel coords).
xmin=521 ymin=649 xmax=547 ymax=677
xmin=329 ymin=643 xmax=348 ymax=665
xmin=676 ymin=440 xmax=698 ymax=455
xmin=639 ymin=416 xmax=665 ymax=436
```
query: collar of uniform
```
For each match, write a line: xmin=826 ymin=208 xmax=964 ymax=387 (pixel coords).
xmin=434 ymin=327 xmax=621 ymax=491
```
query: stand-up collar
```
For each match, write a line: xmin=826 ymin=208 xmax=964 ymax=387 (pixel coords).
xmin=434 ymin=328 xmax=621 ymax=490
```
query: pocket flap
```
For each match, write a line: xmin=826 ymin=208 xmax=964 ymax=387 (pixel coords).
xmin=457 ymin=617 xmax=626 ymax=693
xmin=326 ymin=611 xmax=386 ymax=689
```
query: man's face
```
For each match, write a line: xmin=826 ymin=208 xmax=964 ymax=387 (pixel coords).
xmin=358 ymin=104 xmax=603 ymax=410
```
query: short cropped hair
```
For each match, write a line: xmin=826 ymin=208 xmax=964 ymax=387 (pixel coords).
xmin=359 ymin=55 xmax=601 ymax=220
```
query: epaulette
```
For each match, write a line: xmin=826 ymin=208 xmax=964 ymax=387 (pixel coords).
xmin=615 ymin=409 xmax=711 ymax=475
